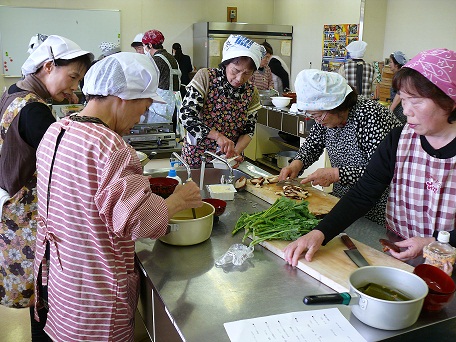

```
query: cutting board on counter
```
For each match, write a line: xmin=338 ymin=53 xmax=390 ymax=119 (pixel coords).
xmin=257 ymin=234 xmax=414 ymax=293
xmin=245 ymin=181 xmax=339 ymax=216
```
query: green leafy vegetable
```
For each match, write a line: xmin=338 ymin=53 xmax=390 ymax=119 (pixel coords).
xmin=232 ymin=197 xmax=321 ymax=246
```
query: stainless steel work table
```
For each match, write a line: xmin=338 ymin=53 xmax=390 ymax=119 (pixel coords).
xmin=135 ymin=165 xmax=456 ymax=342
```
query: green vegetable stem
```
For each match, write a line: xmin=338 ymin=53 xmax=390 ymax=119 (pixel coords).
xmin=232 ymin=197 xmax=321 ymax=247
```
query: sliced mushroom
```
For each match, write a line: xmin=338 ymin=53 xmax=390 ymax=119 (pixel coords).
xmin=250 ymin=177 xmax=265 ymax=186
xmin=234 ymin=176 xmax=247 ymax=191
xmin=266 ymin=175 xmax=279 ymax=184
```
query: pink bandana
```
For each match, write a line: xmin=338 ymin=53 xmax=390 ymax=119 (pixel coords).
xmin=404 ymin=48 xmax=456 ymax=102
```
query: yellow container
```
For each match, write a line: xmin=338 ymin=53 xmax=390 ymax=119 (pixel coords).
xmin=159 ymin=202 xmax=215 ymax=246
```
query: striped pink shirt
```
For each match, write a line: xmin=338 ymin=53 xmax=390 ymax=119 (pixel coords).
xmin=250 ymin=65 xmax=273 ymax=90
xmin=34 ymin=117 xmax=169 ymax=341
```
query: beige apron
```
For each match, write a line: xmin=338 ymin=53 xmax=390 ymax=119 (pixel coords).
xmin=145 ymin=54 xmax=182 ymax=124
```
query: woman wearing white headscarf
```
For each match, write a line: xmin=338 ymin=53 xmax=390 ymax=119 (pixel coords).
xmin=33 ymin=52 xmax=202 ymax=342
xmin=279 ymin=70 xmax=401 ymax=226
xmin=180 ymin=34 xmax=265 ymax=167
xmin=0 ymin=34 xmax=93 ymax=341
xmin=338 ymin=40 xmax=377 ymax=98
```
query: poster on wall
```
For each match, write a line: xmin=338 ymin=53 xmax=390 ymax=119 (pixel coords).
xmin=321 ymin=24 xmax=358 ymax=72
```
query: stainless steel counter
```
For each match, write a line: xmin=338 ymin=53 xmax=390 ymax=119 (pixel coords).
xmin=135 ymin=165 xmax=456 ymax=342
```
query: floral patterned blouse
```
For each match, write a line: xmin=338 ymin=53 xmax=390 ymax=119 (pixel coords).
xmin=180 ymin=67 xmax=261 ymax=167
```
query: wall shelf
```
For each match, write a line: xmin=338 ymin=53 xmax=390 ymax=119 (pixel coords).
xmin=256 ymin=158 xmax=281 ymax=173
xmin=269 ymin=136 xmax=299 ymax=151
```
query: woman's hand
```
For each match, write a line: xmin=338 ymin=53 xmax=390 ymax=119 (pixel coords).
xmin=208 ymin=130 xmax=236 ymax=157
xmin=301 ymin=167 xmax=339 ymax=187
xmin=231 ymin=151 xmax=244 ymax=169
xmin=166 ymin=180 xmax=202 ymax=217
xmin=279 ymin=160 xmax=303 ymax=181
xmin=283 ymin=230 xmax=325 ymax=266
xmin=388 ymin=236 xmax=435 ymax=261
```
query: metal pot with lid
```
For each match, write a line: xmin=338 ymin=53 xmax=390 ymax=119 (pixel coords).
xmin=276 ymin=150 xmax=297 ymax=168
xmin=258 ymin=89 xmax=279 ymax=106
xmin=304 ymin=266 xmax=428 ymax=330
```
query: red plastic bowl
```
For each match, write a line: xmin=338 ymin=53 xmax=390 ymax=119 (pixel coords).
xmin=202 ymin=198 xmax=227 ymax=217
xmin=413 ymin=264 xmax=456 ymax=311
xmin=149 ymin=177 xmax=179 ymax=198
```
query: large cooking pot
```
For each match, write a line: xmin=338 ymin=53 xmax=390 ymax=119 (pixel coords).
xmin=258 ymin=89 xmax=279 ymax=106
xmin=159 ymin=202 xmax=215 ymax=246
xmin=276 ymin=150 xmax=297 ymax=168
xmin=304 ymin=266 xmax=428 ymax=330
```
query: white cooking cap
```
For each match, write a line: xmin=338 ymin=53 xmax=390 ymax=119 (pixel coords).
xmin=221 ymin=34 xmax=266 ymax=69
xmin=22 ymin=35 xmax=94 ymax=76
xmin=132 ymin=33 xmax=144 ymax=45
xmin=99 ymin=41 xmax=121 ymax=58
xmin=295 ymin=69 xmax=353 ymax=111
xmin=27 ymin=33 xmax=49 ymax=54
xmin=345 ymin=40 xmax=367 ymax=59
xmin=82 ymin=52 xmax=165 ymax=103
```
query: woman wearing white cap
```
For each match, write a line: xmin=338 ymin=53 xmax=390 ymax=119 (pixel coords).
xmin=284 ymin=49 xmax=456 ymax=269
xmin=180 ymin=34 xmax=265 ymax=167
xmin=388 ymin=51 xmax=408 ymax=123
xmin=279 ymin=70 xmax=401 ymax=226
xmin=33 ymin=52 xmax=202 ymax=342
xmin=130 ymin=33 xmax=144 ymax=54
xmin=338 ymin=40 xmax=377 ymax=98
xmin=0 ymin=34 xmax=93 ymax=341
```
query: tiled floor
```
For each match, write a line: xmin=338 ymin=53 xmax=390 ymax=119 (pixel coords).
xmin=0 ymin=305 xmax=151 ymax=342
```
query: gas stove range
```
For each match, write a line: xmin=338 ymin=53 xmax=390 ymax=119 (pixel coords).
xmin=123 ymin=123 xmax=177 ymax=152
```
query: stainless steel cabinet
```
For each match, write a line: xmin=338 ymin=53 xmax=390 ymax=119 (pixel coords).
xmin=137 ymin=258 xmax=183 ymax=342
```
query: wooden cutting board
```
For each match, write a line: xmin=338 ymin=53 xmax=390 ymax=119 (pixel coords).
xmin=245 ymin=181 xmax=339 ymax=216
xmin=258 ymin=234 xmax=414 ymax=293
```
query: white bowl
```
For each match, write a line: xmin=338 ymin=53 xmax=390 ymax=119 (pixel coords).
xmin=271 ymin=96 xmax=291 ymax=108
xmin=136 ymin=151 xmax=149 ymax=167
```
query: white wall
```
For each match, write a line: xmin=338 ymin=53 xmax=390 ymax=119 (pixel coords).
xmin=2 ymin=0 xmax=456 ymax=91
xmin=382 ymin=0 xmax=456 ymax=61
xmin=272 ymin=0 xmax=362 ymax=90
xmin=0 ymin=0 xmax=274 ymax=90
xmin=363 ymin=0 xmax=388 ymax=64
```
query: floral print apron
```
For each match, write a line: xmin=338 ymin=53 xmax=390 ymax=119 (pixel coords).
xmin=181 ymin=68 xmax=255 ymax=167
xmin=0 ymin=93 xmax=45 ymax=308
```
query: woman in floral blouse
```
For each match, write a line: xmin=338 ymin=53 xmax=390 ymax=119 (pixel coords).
xmin=180 ymin=35 xmax=265 ymax=167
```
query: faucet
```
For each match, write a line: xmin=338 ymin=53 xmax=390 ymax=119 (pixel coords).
xmin=203 ymin=151 xmax=235 ymax=184
xmin=171 ymin=152 xmax=191 ymax=181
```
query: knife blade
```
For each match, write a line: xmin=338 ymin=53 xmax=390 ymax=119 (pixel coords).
xmin=341 ymin=234 xmax=370 ymax=267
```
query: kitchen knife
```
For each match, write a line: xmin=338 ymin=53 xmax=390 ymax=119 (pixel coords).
xmin=341 ymin=234 xmax=370 ymax=267
xmin=277 ymin=178 xmax=308 ymax=187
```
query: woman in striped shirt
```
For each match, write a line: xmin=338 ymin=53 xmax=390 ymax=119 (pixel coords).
xmin=34 ymin=52 xmax=202 ymax=342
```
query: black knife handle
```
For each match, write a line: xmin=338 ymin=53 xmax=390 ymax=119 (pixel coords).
xmin=341 ymin=234 xmax=357 ymax=250
xmin=303 ymin=293 xmax=351 ymax=305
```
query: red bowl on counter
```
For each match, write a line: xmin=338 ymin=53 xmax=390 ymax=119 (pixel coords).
xmin=149 ymin=177 xmax=179 ymax=198
xmin=282 ymin=91 xmax=297 ymax=104
xmin=413 ymin=264 xmax=456 ymax=311
xmin=202 ymin=198 xmax=227 ymax=217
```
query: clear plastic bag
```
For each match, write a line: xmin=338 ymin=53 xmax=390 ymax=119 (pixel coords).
xmin=215 ymin=243 xmax=254 ymax=266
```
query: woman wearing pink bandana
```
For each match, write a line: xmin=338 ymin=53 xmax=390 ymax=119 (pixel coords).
xmin=283 ymin=49 xmax=456 ymax=272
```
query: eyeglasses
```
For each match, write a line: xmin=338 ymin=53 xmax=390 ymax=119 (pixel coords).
xmin=305 ymin=111 xmax=329 ymax=122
